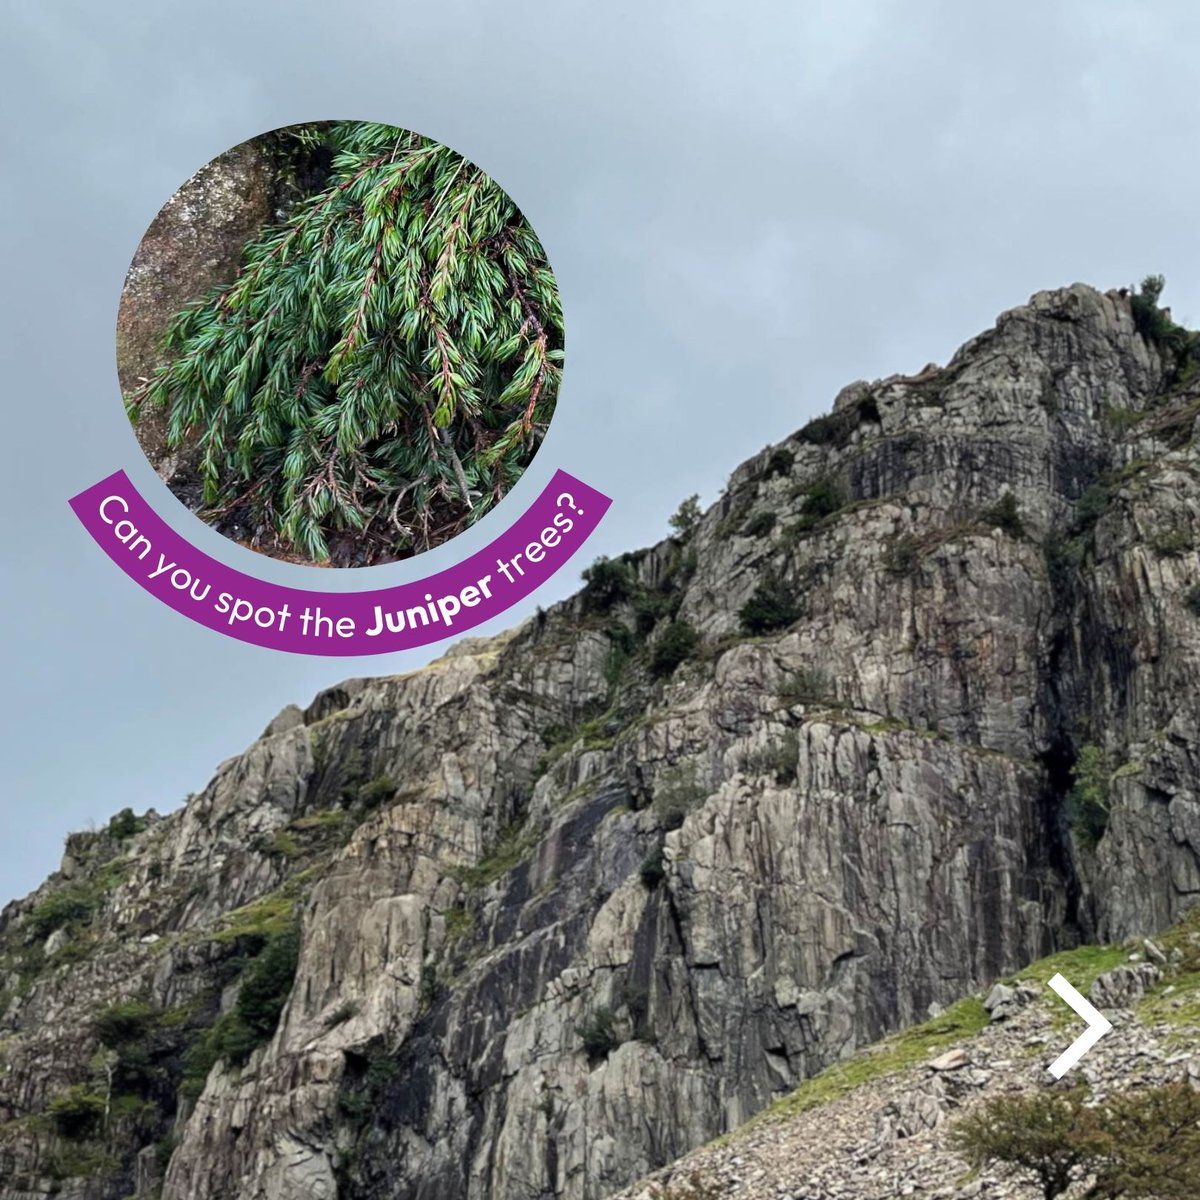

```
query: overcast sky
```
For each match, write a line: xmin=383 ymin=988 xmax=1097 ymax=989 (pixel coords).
xmin=2 ymin=0 xmax=1198 ymax=905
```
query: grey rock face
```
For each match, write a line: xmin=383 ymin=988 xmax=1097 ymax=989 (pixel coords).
xmin=116 ymin=137 xmax=276 ymax=482
xmin=983 ymin=982 xmax=1037 ymax=1022
xmin=1143 ymin=937 xmax=1167 ymax=964
xmin=613 ymin=949 xmax=1200 ymax=1200
xmin=2 ymin=283 xmax=1199 ymax=1199
xmin=927 ymin=1049 xmax=969 ymax=1073
xmin=1088 ymin=963 xmax=1163 ymax=1009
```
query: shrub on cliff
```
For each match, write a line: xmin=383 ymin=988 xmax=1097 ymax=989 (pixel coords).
xmin=45 ymin=1085 xmax=107 ymax=1140
xmin=638 ymin=843 xmax=666 ymax=888
xmin=1075 ymin=482 xmax=1110 ymax=530
xmin=739 ymin=574 xmax=799 ymax=635
xmin=94 ymin=1000 xmax=160 ymax=1048
xmin=1131 ymin=275 xmax=1184 ymax=351
xmin=982 ymin=492 xmax=1025 ymax=537
xmin=952 ymin=1082 xmax=1200 ymax=1199
xmin=128 ymin=122 xmax=562 ymax=562
xmin=94 ymin=1000 xmax=185 ymax=1098
xmin=885 ymin=534 xmax=922 ymax=577
xmin=1129 ymin=274 xmax=1200 ymax=386
xmin=229 ymin=926 xmax=301 ymax=1051
xmin=182 ymin=925 xmax=302 ymax=1089
xmin=575 ymin=1006 xmax=621 ymax=1062
xmin=1067 ymin=744 xmax=1111 ymax=846
xmin=650 ymin=620 xmax=699 ymax=677
xmin=741 ymin=510 xmax=777 ymax=538
xmin=358 ymin=774 xmax=398 ymax=810
xmin=791 ymin=478 xmax=845 ymax=533
xmin=106 ymin=807 xmax=147 ymax=840
xmin=582 ymin=556 xmax=635 ymax=611
xmin=765 ymin=447 xmax=794 ymax=477
xmin=28 ymin=885 xmax=97 ymax=939
xmin=668 ymin=494 xmax=702 ymax=539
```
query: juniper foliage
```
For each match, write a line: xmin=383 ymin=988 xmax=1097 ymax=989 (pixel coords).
xmin=130 ymin=122 xmax=563 ymax=562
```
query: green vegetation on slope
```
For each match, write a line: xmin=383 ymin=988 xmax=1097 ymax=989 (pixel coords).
xmin=739 ymin=906 xmax=1200 ymax=1139
xmin=953 ymin=1082 xmax=1200 ymax=1199
xmin=744 ymin=995 xmax=988 ymax=1131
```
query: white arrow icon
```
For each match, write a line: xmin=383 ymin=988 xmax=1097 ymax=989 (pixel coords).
xmin=1046 ymin=973 xmax=1113 ymax=1078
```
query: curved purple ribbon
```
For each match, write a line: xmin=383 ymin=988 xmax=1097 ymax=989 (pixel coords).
xmin=69 ymin=469 xmax=611 ymax=656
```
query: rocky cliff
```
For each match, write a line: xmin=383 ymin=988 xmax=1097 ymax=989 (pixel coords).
xmin=614 ymin=919 xmax=1200 ymax=1199
xmin=4 ymin=282 xmax=1199 ymax=1199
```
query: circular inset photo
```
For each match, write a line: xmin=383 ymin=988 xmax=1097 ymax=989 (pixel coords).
xmin=119 ymin=122 xmax=563 ymax=567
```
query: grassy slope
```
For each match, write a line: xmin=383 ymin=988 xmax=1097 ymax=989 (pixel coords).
xmin=736 ymin=906 xmax=1200 ymax=1139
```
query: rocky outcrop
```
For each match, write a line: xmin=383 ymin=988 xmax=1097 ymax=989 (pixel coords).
xmin=612 ymin=920 xmax=1200 ymax=1200
xmin=4 ymin=283 xmax=1200 ymax=1198
xmin=116 ymin=136 xmax=276 ymax=482
xmin=1088 ymin=962 xmax=1162 ymax=1008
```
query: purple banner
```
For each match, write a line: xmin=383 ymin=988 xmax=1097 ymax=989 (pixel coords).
xmin=69 ymin=469 xmax=611 ymax=656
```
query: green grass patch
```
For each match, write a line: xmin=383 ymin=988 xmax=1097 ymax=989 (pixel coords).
xmin=1002 ymin=941 xmax=1128 ymax=1032
xmin=1155 ymin=903 xmax=1200 ymax=952
xmin=1138 ymin=971 xmax=1200 ymax=1027
xmin=292 ymin=809 xmax=353 ymax=832
xmin=266 ymin=808 xmax=355 ymax=859
xmin=453 ymin=821 xmax=542 ymax=889
xmin=740 ymin=995 xmax=987 ymax=1133
xmin=859 ymin=716 xmax=914 ymax=735
xmin=212 ymin=895 xmax=296 ymax=943
xmin=269 ymin=830 xmax=302 ymax=859
xmin=554 ymin=779 xmax=601 ymax=810
xmin=1101 ymin=402 xmax=1142 ymax=434
xmin=724 ymin=910 xmax=1200 ymax=1146
xmin=444 ymin=907 xmax=473 ymax=940
xmin=1135 ymin=907 xmax=1200 ymax=1040
xmin=536 ymin=712 xmax=618 ymax=778
xmin=1008 ymin=943 xmax=1126 ymax=994
xmin=200 ymin=865 xmax=324 ymax=946
xmin=819 ymin=709 xmax=947 ymax=743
